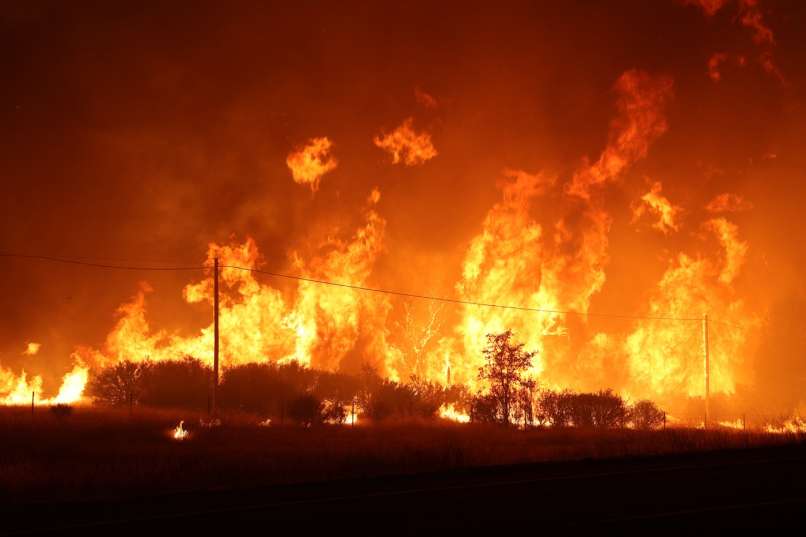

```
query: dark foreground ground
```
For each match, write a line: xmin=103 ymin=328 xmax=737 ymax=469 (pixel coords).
xmin=2 ymin=442 xmax=805 ymax=534
xmin=2 ymin=408 xmax=804 ymax=533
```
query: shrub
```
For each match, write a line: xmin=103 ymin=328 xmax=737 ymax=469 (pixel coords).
xmin=139 ymin=358 xmax=210 ymax=410
xmin=314 ymin=371 xmax=361 ymax=402
xmin=219 ymin=363 xmax=291 ymax=415
xmin=50 ymin=404 xmax=73 ymax=419
xmin=537 ymin=390 xmax=628 ymax=429
xmin=407 ymin=375 xmax=446 ymax=418
xmin=287 ymin=394 xmax=323 ymax=427
xmin=564 ymin=390 xmax=628 ymax=429
xmin=469 ymin=394 xmax=499 ymax=423
xmin=364 ymin=382 xmax=408 ymax=421
xmin=87 ymin=361 xmax=144 ymax=407
xmin=630 ymin=400 xmax=666 ymax=430
xmin=537 ymin=390 xmax=574 ymax=427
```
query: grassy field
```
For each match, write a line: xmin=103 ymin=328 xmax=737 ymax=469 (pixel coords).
xmin=1 ymin=406 xmax=802 ymax=503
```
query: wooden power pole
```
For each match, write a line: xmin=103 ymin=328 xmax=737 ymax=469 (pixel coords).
xmin=211 ymin=257 xmax=220 ymax=416
xmin=702 ymin=313 xmax=710 ymax=429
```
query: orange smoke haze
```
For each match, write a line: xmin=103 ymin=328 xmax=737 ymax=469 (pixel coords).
xmin=1 ymin=1 xmax=805 ymax=421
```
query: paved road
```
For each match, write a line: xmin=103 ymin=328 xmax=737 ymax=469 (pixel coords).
xmin=4 ymin=444 xmax=805 ymax=534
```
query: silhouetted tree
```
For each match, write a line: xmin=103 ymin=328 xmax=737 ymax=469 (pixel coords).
xmin=630 ymin=400 xmax=665 ymax=430
xmin=394 ymin=301 xmax=443 ymax=379
xmin=477 ymin=330 xmax=535 ymax=425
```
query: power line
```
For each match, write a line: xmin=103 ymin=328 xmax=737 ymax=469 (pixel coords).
xmin=0 ymin=253 xmax=207 ymax=272
xmin=0 ymin=252 xmax=713 ymax=322
xmin=221 ymin=265 xmax=704 ymax=322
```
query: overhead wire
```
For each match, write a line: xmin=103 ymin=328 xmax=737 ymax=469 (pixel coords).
xmin=222 ymin=264 xmax=706 ymax=322
xmin=0 ymin=252 xmax=719 ymax=323
xmin=0 ymin=253 xmax=207 ymax=272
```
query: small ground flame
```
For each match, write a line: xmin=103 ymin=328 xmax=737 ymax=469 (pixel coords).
xmin=438 ymin=403 xmax=470 ymax=423
xmin=172 ymin=420 xmax=189 ymax=440
xmin=764 ymin=417 xmax=806 ymax=434
xmin=717 ymin=419 xmax=745 ymax=430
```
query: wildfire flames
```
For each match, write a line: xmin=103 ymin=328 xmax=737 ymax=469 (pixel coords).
xmin=373 ymin=117 xmax=438 ymax=166
xmin=1 ymin=1 xmax=802 ymax=430
xmin=1 ymin=362 xmax=88 ymax=406
xmin=439 ymin=404 xmax=470 ymax=423
xmin=0 ymin=67 xmax=768 ymax=420
xmin=286 ymin=137 xmax=338 ymax=192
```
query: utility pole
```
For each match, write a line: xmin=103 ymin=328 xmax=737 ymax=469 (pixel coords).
xmin=702 ymin=313 xmax=710 ymax=429
xmin=211 ymin=257 xmax=220 ymax=416
xmin=31 ymin=391 xmax=34 ymax=418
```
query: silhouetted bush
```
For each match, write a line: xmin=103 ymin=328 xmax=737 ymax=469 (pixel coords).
xmin=537 ymin=390 xmax=574 ymax=427
xmin=364 ymin=381 xmax=409 ymax=421
xmin=565 ymin=390 xmax=628 ymax=428
xmin=470 ymin=394 xmax=499 ymax=423
xmin=139 ymin=358 xmax=210 ymax=410
xmin=219 ymin=363 xmax=290 ymax=415
xmin=287 ymin=394 xmax=323 ymax=426
xmin=314 ymin=371 xmax=361 ymax=402
xmin=630 ymin=400 xmax=665 ymax=430
xmin=87 ymin=361 xmax=144 ymax=407
xmin=50 ymin=404 xmax=73 ymax=419
xmin=407 ymin=376 xmax=445 ymax=418
xmin=218 ymin=363 xmax=361 ymax=419
xmin=537 ymin=390 xmax=628 ymax=428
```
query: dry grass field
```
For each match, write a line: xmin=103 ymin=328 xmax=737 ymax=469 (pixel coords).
xmin=1 ymin=405 xmax=801 ymax=503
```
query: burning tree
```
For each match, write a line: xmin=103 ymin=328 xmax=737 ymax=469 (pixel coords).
xmin=477 ymin=330 xmax=536 ymax=426
xmin=394 ymin=301 xmax=443 ymax=380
